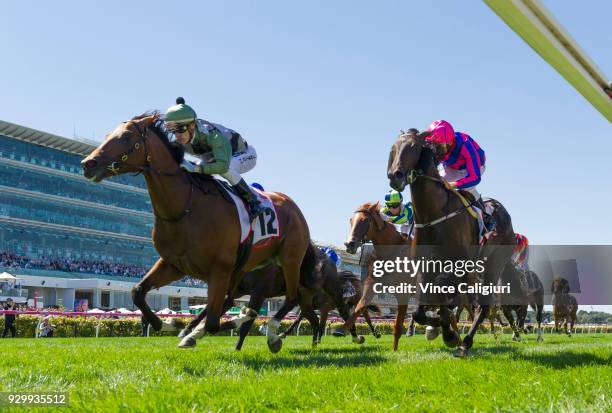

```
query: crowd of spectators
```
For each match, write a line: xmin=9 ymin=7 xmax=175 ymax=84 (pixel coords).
xmin=0 ymin=250 xmax=206 ymax=287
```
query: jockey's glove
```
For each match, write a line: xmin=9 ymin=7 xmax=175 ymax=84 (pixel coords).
xmin=180 ymin=159 xmax=202 ymax=173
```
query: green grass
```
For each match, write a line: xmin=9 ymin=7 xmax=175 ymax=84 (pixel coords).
xmin=0 ymin=333 xmax=610 ymax=412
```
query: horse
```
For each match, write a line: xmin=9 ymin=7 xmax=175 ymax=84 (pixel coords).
xmin=343 ymin=201 xmax=412 ymax=351
xmin=387 ymin=129 xmax=515 ymax=357
xmin=496 ymin=266 xmax=545 ymax=342
xmin=178 ymin=245 xmax=361 ymax=349
xmin=282 ymin=270 xmax=382 ymax=342
xmin=552 ymin=276 xmax=578 ymax=336
xmin=81 ymin=112 xmax=311 ymax=353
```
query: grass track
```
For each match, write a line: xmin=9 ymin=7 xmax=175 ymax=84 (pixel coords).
xmin=0 ymin=334 xmax=610 ymax=412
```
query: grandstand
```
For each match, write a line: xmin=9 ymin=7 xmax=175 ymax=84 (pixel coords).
xmin=0 ymin=118 xmax=378 ymax=316
xmin=0 ymin=119 xmax=207 ymax=311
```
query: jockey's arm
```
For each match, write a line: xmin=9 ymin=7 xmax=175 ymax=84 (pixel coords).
xmin=201 ymin=131 xmax=232 ymax=175
xmin=454 ymin=143 xmax=482 ymax=189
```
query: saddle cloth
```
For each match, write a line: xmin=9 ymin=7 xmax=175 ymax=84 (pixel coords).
xmin=223 ymin=186 xmax=280 ymax=245
xmin=470 ymin=198 xmax=495 ymax=246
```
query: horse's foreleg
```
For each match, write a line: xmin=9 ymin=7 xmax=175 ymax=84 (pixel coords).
xmin=266 ymin=254 xmax=302 ymax=353
xmin=178 ymin=268 xmax=232 ymax=348
xmin=393 ymin=304 xmax=407 ymax=351
xmin=132 ymin=259 xmax=183 ymax=332
xmin=455 ymin=304 xmax=489 ymax=357
xmin=298 ymin=302 xmax=320 ymax=347
xmin=317 ymin=307 xmax=330 ymax=344
xmin=364 ymin=309 xmax=380 ymax=338
xmin=341 ymin=275 xmax=376 ymax=332
xmin=235 ymin=293 xmax=266 ymax=351
xmin=280 ymin=312 xmax=303 ymax=339
xmin=502 ymin=307 xmax=521 ymax=341
xmin=440 ymin=306 xmax=460 ymax=348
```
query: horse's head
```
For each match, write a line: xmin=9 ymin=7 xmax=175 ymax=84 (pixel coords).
xmin=81 ymin=113 xmax=183 ymax=182
xmin=552 ymin=276 xmax=570 ymax=295
xmin=387 ymin=128 xmax=432 ymax=192
xmin=344 ymin=202 xmax=385 ymax=254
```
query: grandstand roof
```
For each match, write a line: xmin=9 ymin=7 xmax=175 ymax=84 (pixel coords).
xmin=0 ymin=119 xmax=98 ymax=156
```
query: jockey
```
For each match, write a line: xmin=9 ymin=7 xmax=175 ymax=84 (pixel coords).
xmin=512 ymin=233 xmax=530 ymax=272
xmin=164 ymin=97 xmax=264 ymax=220
xmin=320 ymin=246 xmax=341 ymax=268
xmin=425 ymin=120 xmax=495 ymax=232
xmin=380 ymin=190 xmax=414 ymax=238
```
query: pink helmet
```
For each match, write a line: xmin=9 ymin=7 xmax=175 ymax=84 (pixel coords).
xmin=426 ymin=120 xmax=455 ymax=145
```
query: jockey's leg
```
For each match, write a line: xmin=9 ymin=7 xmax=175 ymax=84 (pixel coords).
xmin=221 ymin=146 xmax=263 ymax=220
xmin=132 ymin=259 xmax=184 ymax=331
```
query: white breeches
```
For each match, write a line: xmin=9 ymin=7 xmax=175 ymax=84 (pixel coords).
xmin=439 ymin=164 xmax=486 ymax=199
xmin=221 ymin=145 xmax=257 ymax=185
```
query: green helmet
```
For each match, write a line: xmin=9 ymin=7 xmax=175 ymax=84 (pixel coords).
xmin=384 ymin=190 xmax=403 ymax=206
xmin=164 ymin=97 xmax=197 ymax=125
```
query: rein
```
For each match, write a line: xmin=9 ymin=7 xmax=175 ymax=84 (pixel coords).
xmin=103 ymin=122 xmax=194 ymax=222
xmin=405 ymin=168 xmax=479 ymax=228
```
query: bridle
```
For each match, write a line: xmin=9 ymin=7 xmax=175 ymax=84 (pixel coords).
xmin=99 ymin=121 xmax=194 ymax=222
xmin=392 ymin=137 xmax=478 ymax=229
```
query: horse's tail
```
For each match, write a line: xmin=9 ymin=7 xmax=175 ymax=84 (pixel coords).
xmin=300 ymin=242 xmax=317 ymax=284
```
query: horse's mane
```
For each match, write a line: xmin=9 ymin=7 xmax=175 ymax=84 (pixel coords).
xmin=357 ymin=201 xmax=381 ymax=213
xmin=131 ymin=111 xmax=185 ymax=165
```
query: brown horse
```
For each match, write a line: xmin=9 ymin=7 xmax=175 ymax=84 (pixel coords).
xmin=387 ymin=129 xmax=515 ymax=357
xmin=81 ymin=113 xmax=311 ymax=353
xmin=343 ymin=202 xmax=412 ymax=351
xmin=282 ymin=270 xmax=381 ymax=342
xmin=552 ymin=276 xmax=578 ymax=336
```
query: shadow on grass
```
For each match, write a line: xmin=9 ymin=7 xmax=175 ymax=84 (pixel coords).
xmin=178 ymin=347 xmax=388 ymax=375
xmin=287 ymin=345 xmax=384 ymax=356
xmin=516 ymin=352 xmax=611 ymax=369
xmin=469 ymin=345 xmax=611 ymax=369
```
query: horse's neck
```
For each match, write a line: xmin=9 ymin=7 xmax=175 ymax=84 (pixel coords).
xmin=143 ymin=141 xmax=192 ymax=222
xmin=371 ymin=223 xmax=407 ymax=246
xmin=410 ymin=150 xmax=450 ymax=227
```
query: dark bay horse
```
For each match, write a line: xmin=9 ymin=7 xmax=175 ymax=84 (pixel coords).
xmin=387 ymin=129 xmax=515 ymax=357
xmin=178 ymin=245 xmax=359 ymax=349
xmin=81 ymin=113 xmax=311 ymax=353
xmin=552 ymin=276 xmax=578 ymax=336
xmin=282 ymin=270 xmax=381 ymax=342
xmin=497 ymin=266 xmax=545 ymax=342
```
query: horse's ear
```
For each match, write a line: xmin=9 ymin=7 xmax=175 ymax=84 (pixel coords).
xmin=370 ymin=205 xmax=384 ymax=231
xmin=417 ymin=130 xmax=432 ymax=141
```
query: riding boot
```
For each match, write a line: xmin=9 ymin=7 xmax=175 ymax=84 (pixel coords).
xmin=233 ymin=178 xmax=265 ymax=221
xmin=476 ymin=197 xmax=496 ymax=233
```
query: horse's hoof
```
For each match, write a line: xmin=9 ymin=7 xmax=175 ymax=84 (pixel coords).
xmin=278 ymin=332 xmax=287 ymax=339
xmin=178 ymin=336 xmax=197 ymax=348
xmin=353 ymin=335 xmax=365 ymax=344
xmin=453 ymin=346 xmax=469 ymax=358
xmin=443 ymin=330 xmax=461 ymax=348
xmin=374 ymin=332 xmax=382 ymax=339
xmin=332 ymin=328 xmax=346 ymax=337
xmin=177 ymin=329 xmax=189 ymax=339
xmin=268 ymin=338 xmax=283 ymax=353
xmin=425 ymin=326 xmax=440 ymax=341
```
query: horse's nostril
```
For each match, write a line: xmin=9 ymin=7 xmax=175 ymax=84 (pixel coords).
xmin=394 ymin=171 xmax=404 ymax=180
xmin=82 ymin=159 xmax=98 ymax=170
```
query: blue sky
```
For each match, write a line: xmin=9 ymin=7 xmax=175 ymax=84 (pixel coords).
xmin=2 ymin=1 xmax=611 ymax=249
